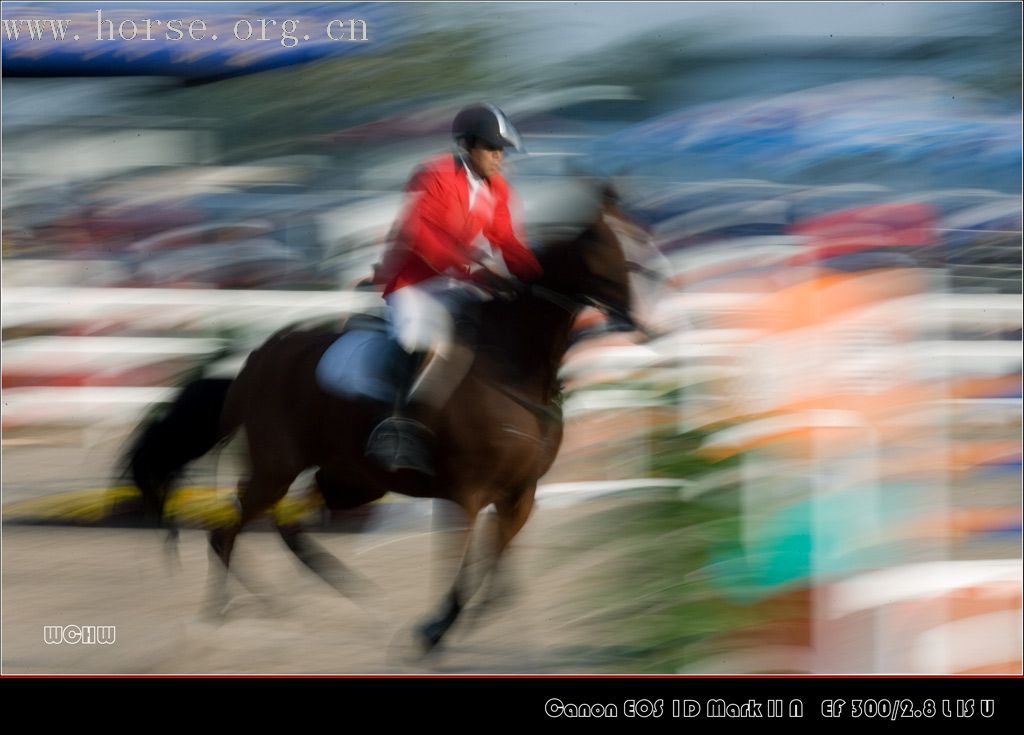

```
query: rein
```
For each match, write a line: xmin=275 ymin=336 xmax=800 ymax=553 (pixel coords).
xmin=479 ymin=283 xmax=573 ymax=430
xmin=530 ymin=277 xmax=635 ymax=325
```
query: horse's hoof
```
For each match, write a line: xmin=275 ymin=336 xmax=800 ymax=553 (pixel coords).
xmin=200 ymin=589 xmax=232 ymax=622
xmin=417 ymin=619 xmax=448 ymax=653
xmin=199 ymin=603 xmax=228 ymax=624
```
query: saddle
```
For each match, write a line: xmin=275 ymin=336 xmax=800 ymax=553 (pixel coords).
xmin=314 ymin=313 xmax=422 ymax=405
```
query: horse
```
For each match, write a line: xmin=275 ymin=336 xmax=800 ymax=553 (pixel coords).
xmin=124 ymin=181 xmax=643 ymax=651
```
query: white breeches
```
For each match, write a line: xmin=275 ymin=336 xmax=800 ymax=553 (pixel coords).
xmin=386 ymin=281 xmax=455 ymax=356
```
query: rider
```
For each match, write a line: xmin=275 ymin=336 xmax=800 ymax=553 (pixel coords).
xmin=366 ymin=103 xmax=543 ymax=476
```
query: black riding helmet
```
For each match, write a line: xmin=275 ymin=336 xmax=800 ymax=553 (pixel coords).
xmin=452 ymin=103 xmax=524 ymax=152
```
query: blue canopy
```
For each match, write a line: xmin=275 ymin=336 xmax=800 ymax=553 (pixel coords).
xmin=594 ymin=79 xmax=1022 ymax=191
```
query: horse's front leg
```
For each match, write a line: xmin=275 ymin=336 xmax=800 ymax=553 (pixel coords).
xmin=467 ymin=484 xmax=536 ymax=624
xmin=204 ymin=467 xmax=294 ymax=618
xmin=417 ymin=497 xmax=485 ymax=651
xmin=418 ymin=485 xmax=536 ymax=650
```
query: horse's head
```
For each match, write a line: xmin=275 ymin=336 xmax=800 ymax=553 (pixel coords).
xmin=531 ymin=180 xmax=641 ymax=334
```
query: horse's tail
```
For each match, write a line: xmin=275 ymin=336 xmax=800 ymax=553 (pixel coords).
xmin=122 ymin=377 xmax=237 ymax=522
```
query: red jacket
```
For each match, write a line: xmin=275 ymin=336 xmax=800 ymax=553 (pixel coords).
xmin=377 ymin=153 xmax=542 ymax=295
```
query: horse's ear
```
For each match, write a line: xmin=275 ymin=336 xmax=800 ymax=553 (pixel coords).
xmin=596 ymin=179 xmax=652 ymax=237
xmin=600 ymin=180 xmax=621 ymax=207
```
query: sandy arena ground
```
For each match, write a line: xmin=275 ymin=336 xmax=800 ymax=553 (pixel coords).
xmin=3 ymin=417 xmax=654 ymax=675
xmin=3 ymin=497 xmax=624 ymax=675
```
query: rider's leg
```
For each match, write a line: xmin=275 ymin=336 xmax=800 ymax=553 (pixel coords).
xmin=405 ymin=282 xmax=482 ymax=418
xmin=366 ymin=282 xmax=472 ymax=475
xmin=405 ymin=337 xmax=474 ymax=419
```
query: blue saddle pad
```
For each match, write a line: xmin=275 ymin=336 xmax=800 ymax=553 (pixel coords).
xmin=315 ymin=321 xmax=411 ymax=404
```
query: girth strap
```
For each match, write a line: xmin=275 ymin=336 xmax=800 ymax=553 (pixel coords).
xmin=491 ymin=381 xmax=562 ymax=427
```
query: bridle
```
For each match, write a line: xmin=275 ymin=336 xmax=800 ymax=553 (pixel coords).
xmin=526 ymin=218 xmax=636 ymax=319
xmin=528 ymin=283 xmax=583 ymax=314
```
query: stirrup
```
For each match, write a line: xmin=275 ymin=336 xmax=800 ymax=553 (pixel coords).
xmin=366 ymin=417 xmax=436 ymax=476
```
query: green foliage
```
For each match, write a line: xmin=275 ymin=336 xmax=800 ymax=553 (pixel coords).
xmin=648 ymin=428 xmax=740 ymax=481
xmin=548 ymin=428 xmax=784 ymax=672
xmin=552 ymin=489 xmax=755 ymax=672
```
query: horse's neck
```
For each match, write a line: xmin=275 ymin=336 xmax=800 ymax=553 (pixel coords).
xmin=475 ymin=293 xmax=576 ymax=403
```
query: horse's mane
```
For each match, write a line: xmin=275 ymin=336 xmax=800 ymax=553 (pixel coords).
xmin=473 ymin=216 xmax=609 ymax=398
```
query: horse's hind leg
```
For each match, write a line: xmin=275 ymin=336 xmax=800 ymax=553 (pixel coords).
xmin=276 ymin=523 xmax=378 ymax=601
xmin=204 ymin=468 xmax=296 ymax=617
xmin=275 ymin=468 xmax=382 ymax=602
xmin=205 ymin=514 xmax=242 ymax=618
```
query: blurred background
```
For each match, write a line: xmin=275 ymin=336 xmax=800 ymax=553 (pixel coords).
xmin=2 ymin=2 xmax=1021 ymax=674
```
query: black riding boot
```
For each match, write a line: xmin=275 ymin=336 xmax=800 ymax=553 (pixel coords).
xmin=366 ymin=290 xmax=480 ymax=476
xmin=365 ymin=402 xmax=436 ymax=476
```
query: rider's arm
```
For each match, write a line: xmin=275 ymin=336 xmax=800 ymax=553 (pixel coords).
xmin=484 ymin=181 xmax=542 ymax=281
xmin=400 ymin=169 xmax=474 ymax=276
